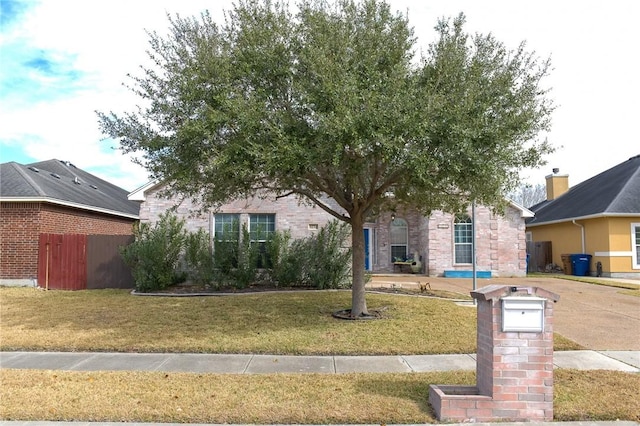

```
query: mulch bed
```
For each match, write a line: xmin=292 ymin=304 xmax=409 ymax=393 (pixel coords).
xmin=138 ymin=282 xmax=469 ymax=300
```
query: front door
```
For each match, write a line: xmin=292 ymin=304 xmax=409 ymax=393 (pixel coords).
xmin=363 ymin=228 xmax=372 ymax=270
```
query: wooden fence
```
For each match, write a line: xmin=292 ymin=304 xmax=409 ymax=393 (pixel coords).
xmin=38 ymin=234 xmax=134 ymax=290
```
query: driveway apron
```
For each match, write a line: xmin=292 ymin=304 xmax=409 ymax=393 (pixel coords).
xmin=368 ymin=275 xmax=640 ymax=350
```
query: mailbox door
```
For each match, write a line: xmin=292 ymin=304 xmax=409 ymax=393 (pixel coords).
xmin=501 ymin=297 xmax=546 ymax=332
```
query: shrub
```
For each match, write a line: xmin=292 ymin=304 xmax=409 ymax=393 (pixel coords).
xmin=121 ymin=212 xmax=187 ymax=292
xmin=232 ymin=224 xmax=259 ymax=288
xmin=184 ymin=228 xmax=215 ymax=286
xmin=267 ymin=230 xmax=301 ymax=287
xmin=271 ymin=220 xmax=352 ymax=289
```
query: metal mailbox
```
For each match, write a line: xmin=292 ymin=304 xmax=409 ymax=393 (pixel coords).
xmin=501 ymin=296 xmax=546 ymax=332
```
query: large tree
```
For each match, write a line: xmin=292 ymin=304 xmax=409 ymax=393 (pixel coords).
xmin=99 ymin=0 xmax=554 ymax=317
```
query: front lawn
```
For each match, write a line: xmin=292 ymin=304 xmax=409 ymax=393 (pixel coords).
xmin=0 ymin=287 xmax=581 ymax=354
xmin=1 ymin=369 xmax=638 ymax=423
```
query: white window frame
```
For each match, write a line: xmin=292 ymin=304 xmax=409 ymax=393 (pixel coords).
xmin=213 ymin=213 xmax=240 ymax=241
xmin=249 ymin=213 xmax=275 ymax=242
xmin=454 ymin=214 xmax=473 ymax=264
xmin=390 ymin=218 xmax=408 ymax=262
xmin=632 ymin=223 xmax=640 ymax=270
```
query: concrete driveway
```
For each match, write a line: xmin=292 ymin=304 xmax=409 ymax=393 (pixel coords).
xmin=368 ymin=274 xmax=640 ymax=351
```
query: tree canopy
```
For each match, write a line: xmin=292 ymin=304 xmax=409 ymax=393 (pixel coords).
xmin=99 ymin=0 xmax=554 ymax=317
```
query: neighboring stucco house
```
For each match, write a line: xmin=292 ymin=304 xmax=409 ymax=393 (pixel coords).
xmin=130 ymin=181 xmax=533 ymax=277
xmin=0 ymin=159 xmax=140 ymax=288
xmin=526 ymin=155 xmax=640 ymax=278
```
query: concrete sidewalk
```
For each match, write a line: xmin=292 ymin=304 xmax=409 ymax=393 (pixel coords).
xmin=1 ymin=350 xmax=638 ymax=374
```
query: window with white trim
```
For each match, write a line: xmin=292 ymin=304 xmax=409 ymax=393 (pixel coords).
xmin=454 ymin=214 xmax=473 ymax=264
xmin=213 ymin=213 xmax=240 ymax=241
xmin=249 ymin=214 xmax=275 ymax=242
xmin=390 ymin=218 xmax=408 ymax=261
xmin=213 ymin=213 xmax=240 ymax=268
xmin=249 ymin=214 xmax=275 ymax=268
xmin=632 ymin=223 xmax=640 ymax=269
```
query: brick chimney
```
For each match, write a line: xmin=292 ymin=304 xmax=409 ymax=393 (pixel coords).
xmin=545 ymin=168 xmax=569 ymax=200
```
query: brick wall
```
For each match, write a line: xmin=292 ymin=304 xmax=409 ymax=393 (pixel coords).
xmin=0 ymin=202 xmax=42 ymax=279
xmin=430 ymin=286 xmax=557 ymax=422
xmin=0 ymin=202 xmax=135 ymax=282
xmin=40 ymin=204 xmax=134 ymax=235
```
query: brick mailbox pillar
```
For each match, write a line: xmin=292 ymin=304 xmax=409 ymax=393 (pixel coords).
xmin=429 ymin=285 xmax=560 ymax=422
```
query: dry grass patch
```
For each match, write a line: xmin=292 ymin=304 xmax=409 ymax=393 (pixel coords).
xmin=555 ymin=369 xmax=640 ymax=421
xmin=0 ymin=287 xmax=582 ymax=354
xmin=1 ymin=369 xmax=637 ymax=423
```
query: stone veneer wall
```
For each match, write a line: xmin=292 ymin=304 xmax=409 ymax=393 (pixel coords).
xmin=424 ymin=205 xmax=527 ymax=277
xmin=140 ymin=185 xmax=340 ymax=241
xmin=140 ymin=184 xmax=528 ymax=277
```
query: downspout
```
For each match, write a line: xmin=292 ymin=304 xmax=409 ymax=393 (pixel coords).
xmin=572 ymin=220 xmax=586 ymax=253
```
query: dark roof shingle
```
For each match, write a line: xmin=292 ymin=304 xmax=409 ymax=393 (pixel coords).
xmin=0 ymin=159 xmax=140 ymax=218
xmin=527 ymin=154 xmax=640 ymax=225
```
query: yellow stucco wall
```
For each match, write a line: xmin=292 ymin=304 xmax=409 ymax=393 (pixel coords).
xmin=527 ymin=217 xmax=638 ymax=275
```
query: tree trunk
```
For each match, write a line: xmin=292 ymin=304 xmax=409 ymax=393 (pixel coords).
xmin=350 ymin=215 xmax=369 ymax=317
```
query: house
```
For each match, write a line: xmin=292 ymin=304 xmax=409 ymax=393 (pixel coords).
xmin=0 ymin=159 xmax=140 ymax=288
xmin=130 ymin=181 xmax=533 ymax=277
xmin=526 ymin=155 xmax=640 ymax=278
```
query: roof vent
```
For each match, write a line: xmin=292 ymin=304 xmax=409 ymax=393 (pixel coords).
xmin=28 ymin=166 xmax=40 ymax=173
xmin=51 ymin=173 xmax=61 ymax=179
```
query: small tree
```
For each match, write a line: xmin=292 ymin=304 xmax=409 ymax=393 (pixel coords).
xmin=100 ymin=0 xmax=554 ymax=316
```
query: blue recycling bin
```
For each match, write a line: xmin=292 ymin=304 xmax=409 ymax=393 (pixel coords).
xmin=570 ymin=254 xmax=592 ymax=276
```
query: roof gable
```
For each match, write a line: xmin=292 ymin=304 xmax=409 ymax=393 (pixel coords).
xmin=0 ymin=159 xmax=140 ymax=218
xmin=528 ymin=155 xmax=640 ymax=225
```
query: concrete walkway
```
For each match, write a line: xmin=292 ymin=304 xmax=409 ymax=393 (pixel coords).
xmin=2 ymin=350 xmax=639 ymax=374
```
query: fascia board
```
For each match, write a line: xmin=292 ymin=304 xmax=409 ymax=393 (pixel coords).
xmin=0 ymin=196 xmax=139 ymax=220
xmin=526 ymin=212 xmax=640 ymax=227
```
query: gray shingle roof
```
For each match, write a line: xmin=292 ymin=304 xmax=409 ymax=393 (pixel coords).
xmin=0 ymin=159 xmax=140 ymax=218
xmin=527 ymin=154 xmax=640 ymax=226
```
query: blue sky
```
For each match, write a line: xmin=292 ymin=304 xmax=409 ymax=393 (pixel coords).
xmin=1 ymin=0 xmax=639 ymax=191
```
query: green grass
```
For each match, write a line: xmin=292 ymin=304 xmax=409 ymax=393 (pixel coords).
xmin=1 ymin=369 xmax=637 ymax=423
xmin=0 ymin=287 xmax=582 ymax=354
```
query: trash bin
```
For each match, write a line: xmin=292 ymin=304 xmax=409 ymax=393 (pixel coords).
xmin=561 ymin=254 xmax=572 ymax=275
xmin=570 ymin=254 xmax=592 ymax=276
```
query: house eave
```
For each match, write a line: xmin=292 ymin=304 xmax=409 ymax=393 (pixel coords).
xmin=507 ymin=198 xmax=535 ymax=218
xmin=526 ymin=212 xmax=640 ymax=227
xmin=128 ymin=180 xmax=161 ymax=201
xmin=0 ymin=196 xmax=139 ymax=220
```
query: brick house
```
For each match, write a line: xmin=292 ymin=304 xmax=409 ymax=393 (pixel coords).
xmin=130 ymin=181 xmax=532 ymax=277
xmin=0 ymin=159 xmax=140 ymax=287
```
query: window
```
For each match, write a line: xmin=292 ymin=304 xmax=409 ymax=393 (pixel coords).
xmin=214 ymin=214 xmax=240 ymax=241
xmin=454 ymin=214 xmax=473 ymax=264
xmin=213 ymin=214 xmax=240 ymax=269
xmin=633 ymin=223 xmax=640 ymax=269
xmin=390 ymin=218 xmax=408 ymax=261
xmin=249 ymin=214 xmax=275 ymax=241
xmin=249 ymin=214 xmax=275 ymax=268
